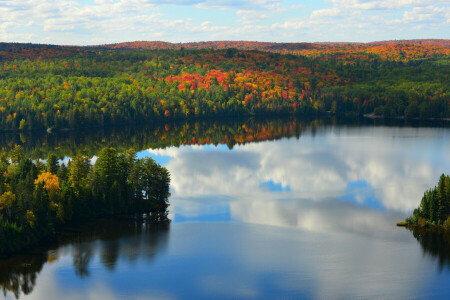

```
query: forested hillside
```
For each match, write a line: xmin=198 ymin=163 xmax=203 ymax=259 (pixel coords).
xmin=0 ymin=41 xmax=448 ymax=131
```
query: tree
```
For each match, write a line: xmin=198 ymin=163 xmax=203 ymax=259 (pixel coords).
xmin=429 ymin=188 xmax=438 ymax=224
xmin=0 ymin=191 xmax=16 ymax=222
xmin=47 ymin=153 xmax=59 ymax=174
xmin=437 ymin=174 xmax=448 ymax=223
xmin=93 ymin=147 xmax=120 ymax=213
xmin=139 ymin=158 xmax=170 ymax=206
xmin=68 ymin=155 xmax=90 ymax=189
xmin=404 ymin=101 xmax=419 ymax=119
xmin=420 ymin=190 xmax=430 ymax=220
xmin=35 ymin=172 xmax=60 ymax=194
xmin=10 ymin=145 xmax=24 ymax=164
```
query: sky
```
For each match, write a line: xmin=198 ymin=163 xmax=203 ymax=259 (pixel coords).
xmin=0 ymin=0 xmax=448 ymax=45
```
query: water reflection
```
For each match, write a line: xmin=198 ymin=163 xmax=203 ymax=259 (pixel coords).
xmin=0 ymin=117 xmax=319 ymax=158
xmin=0 ymin=254 xmax=46 ymax=299
xmin=0 ymin=217 xmax=170 ymax=299
xmin=410 ymin=227 xmax=450 ymax=271
xmin=1 ymin=117 xmax=447 ymax=159
xmin=0 ymin=118 xmax=449 ymax=299
xmin=155 ymin=126 xmax=449 ymax=231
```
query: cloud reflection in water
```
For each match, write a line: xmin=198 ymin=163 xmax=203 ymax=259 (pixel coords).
xmin=147 ymin=126 xmax=449 ymax=240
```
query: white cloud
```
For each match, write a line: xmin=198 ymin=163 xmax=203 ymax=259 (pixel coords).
xmin=236 ymin=10 xmax=270 ymax=24
xmin=310 ymin=7 xmax=343 ymax=18
xmin=403 ymin=5 xmax=449 ymax=23
xmin=328 ymin=0 xmax=450 ymax=11
xmin=152 ymin=126 xmax=449 ymax=239
xmin=0 ymin=0 xmax=448 ymax=44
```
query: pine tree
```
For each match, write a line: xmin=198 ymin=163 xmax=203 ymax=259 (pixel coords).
xmin=437 ymin=174 xmax=447 ymax=223
xmin=429 ymin=188 xmax=438 ymax=224
xmin=420 ymin=190 xmax=430 ymax=220
xmin=47 ymin=153 xmax=59 ymax=174
xmin=445 ymin=176 xmax=450 ymax=216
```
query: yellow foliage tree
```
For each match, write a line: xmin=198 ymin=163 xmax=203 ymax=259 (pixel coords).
xmin=35 ymin=172 xmax=60 ymax=193
xmin=26 ymin=210 xmax=36 ymax=228
xmin=0 ymin=191 xmax=16 ymax=222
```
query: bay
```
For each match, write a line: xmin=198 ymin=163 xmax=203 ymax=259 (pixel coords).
xmin=1 ymin=117 xmax=449 ymax=299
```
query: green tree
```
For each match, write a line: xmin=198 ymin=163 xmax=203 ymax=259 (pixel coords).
xmin=47 ymin=153 xmax=59 ymax=174
xmin=437 ymin=174 xmax=448 ymax=223
xmin=68 ymin=155 xmax=90 ymax=189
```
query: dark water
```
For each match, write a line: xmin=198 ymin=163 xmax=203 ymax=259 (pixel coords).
xmin=1 ymin=118 xmax=450 ymax=299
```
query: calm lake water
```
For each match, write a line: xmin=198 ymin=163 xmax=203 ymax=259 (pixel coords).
xmin=1 ymin=118 xmax=450 ymax=299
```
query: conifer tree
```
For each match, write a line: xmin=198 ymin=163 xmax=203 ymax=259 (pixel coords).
xmin=47 ymin=153 xmax=59 ymax=174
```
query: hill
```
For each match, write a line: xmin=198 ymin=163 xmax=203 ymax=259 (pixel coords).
xmin=0 ymin=40 xmax=448 ymax=131
xmin=1 ymin=40 xmax=448 ymax=63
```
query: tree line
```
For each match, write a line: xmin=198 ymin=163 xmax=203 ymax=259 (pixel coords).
xmin=0 ymin=146 xmax=170 ymax=257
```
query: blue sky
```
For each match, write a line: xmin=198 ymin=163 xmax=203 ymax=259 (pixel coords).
xmin=0 ymin=0 xmax=448 ymax=45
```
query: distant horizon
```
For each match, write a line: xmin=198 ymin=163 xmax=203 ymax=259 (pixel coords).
xmin=1 ymin=38 xmax=449 ymax=48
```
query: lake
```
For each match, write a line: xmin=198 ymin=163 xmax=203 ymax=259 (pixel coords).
xmin=1 ymin=117 xmax=449 ymax=299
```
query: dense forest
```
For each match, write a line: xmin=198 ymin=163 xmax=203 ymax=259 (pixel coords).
xmin=0 ymin=146 xmax=170 ymax=257
xmin=0 ymin=41 xmax=448 ymax=131
xmin=405 ymin=174 xmax=450 ymax=229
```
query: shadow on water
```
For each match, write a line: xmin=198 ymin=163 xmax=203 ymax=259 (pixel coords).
xmin=409 ymin=227 xmax=450 ymax=272
xmin=0 ymin=216 xmax=170 ymax=299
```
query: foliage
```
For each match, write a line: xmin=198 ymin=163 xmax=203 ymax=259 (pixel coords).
xmin=35 ymin=172 xmax=60 ymax=193
xmin=406 ymin=174 xmax=450 ymax=228
xmin=0 ymin=147 xmax=170 ymax=257
xmin=100 ymin=40 xmax=450 ymax=61
xmin=0 ymin=43 xmax=448 ymax=131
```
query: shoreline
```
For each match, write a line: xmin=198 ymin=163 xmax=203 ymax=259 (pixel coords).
xmin=396 ymin=222 xmax=450 ymax=232
xmin=364 ymin=113 xmax=450 ymax=122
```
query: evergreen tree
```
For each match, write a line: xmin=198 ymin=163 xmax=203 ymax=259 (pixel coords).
xmin=420 ymin=190 xmax=430 ymax=220
xmin=429 ymin=188 xmax=438 ymax=224
xmin=47 ymin=153 xmax=59 ymax=174
xmin=437 ymin=174 xmax=448 ymax=224
xmin=408 ymin=174 xmax=450 ymax=228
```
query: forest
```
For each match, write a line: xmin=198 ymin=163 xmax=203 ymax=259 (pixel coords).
xmin=0 ymin=41 xmax=448 ymax=131
xmin=405 ymin=174 xmax=450 ymax=229
xmin=0 ymin=146 xmax=171 ymax=257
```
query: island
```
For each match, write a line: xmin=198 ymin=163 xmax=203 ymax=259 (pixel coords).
xmin=398 ymin=174 xmax=450 ymax=230
xmin=0 ymin=146 xmax=170 ymax=258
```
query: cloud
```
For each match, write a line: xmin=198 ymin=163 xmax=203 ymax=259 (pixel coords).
xmin=236 ymin=10 xmax=270 ymax=24
xmin=150 ymin=126 xmax=448 ymax=241
xmin=327 ymin=0 xmax=450 ymax=11
xmin=268 ymin=0 xmax=449 ymax=41
xmin=403 ymin=6 xmax=449 ymax=23
xmin=0 ymin=0 xmax=448 ymax=44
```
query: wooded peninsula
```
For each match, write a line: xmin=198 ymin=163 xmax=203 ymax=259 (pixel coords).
xmin=0 ymin=40 xmax=448 ymax=131
xmin=0 ymin=146 xmax=170 ymax=257
xmin=401 ymin=174 xmax=450 ymax=230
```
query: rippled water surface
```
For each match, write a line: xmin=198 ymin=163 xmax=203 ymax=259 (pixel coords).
xmin=1 ymin=118 xmax=450 ymax=299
